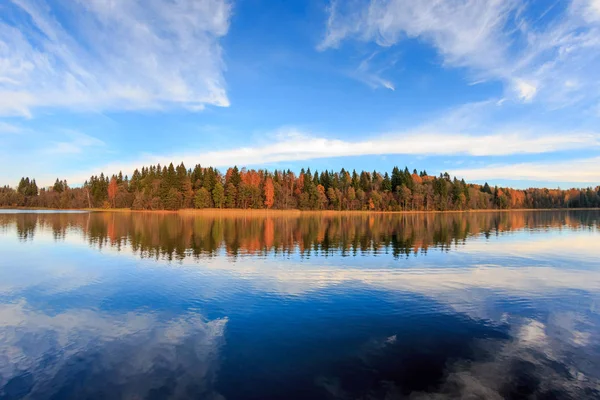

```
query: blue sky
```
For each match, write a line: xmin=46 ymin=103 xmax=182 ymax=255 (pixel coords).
xmin=1 ymin=0 xmax=599 ymax=189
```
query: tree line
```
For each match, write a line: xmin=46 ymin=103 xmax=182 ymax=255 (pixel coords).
xmin=1 ymin=163 xmax=599 ymax=211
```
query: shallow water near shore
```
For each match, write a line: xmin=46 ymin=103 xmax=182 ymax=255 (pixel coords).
xmin=0 ymin=210 xmax=599 ymax=399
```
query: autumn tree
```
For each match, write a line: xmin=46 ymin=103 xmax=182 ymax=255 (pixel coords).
xmin=316 ymin=184 xmax=328 ymax=210
xmin=327 ymin=187 xmax=339 ymax=210
xmin=264 ymin=177 xmax=274 ymax=209
xmin=225 ymin=183 xmax=237 ymax=208
xmin=370 ymin=190 xmax=382 ymax=210
xmin=212 ymin=182 xmax=225 ymax=208
xmin=194 ymin=188 xmax=211 ymax=209
xmin=180 ymin=175 xmax=195 ymax=209
xmin=399 ymin=185 xmax=412 ymax=210
xmin=347 ymin=187 xmax=356 ymax=210
xmin=108 ymin=176 xmax=118 ymax=208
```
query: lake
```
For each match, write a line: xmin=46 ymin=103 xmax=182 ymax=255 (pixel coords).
xmin=0 ymin=210 xmax=599 ymax=399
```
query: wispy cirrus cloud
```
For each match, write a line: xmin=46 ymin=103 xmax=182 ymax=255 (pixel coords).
xmin=351 ymin=51 xmax=397 ymax=91
xmin=319 ymin=0 xmax=600 ymax=106
xmin=0 ymin=0 xmax=232 ymax=117
xmin=44 ymin=130 xmax=105 ymax=155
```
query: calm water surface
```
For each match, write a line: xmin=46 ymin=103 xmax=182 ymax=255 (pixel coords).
xmin=0 ymin=210 xmax=599 ymax=399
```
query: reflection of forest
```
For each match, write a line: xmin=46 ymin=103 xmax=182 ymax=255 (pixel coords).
xmin=3 ymin=211 xmax=599 ymax=260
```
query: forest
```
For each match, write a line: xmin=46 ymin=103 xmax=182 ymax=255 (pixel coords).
xmin=1 ymin=163 xmax=599 ymax=211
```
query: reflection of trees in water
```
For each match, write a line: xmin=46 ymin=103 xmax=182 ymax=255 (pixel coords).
xmin=3 ymin=211 xmax=599 ymax=260
xmin=16 ymin=216 xmax=36 ymax=241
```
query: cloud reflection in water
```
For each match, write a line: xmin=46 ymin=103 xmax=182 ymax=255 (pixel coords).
xmin=0 ymin=300 xmax=227 ymax=399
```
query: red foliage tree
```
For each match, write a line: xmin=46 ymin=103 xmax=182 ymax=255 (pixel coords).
xmin=108 ymin=176 xmax=118 ymax=208
xmin=264 ymin=177 xmax=274 ymax=209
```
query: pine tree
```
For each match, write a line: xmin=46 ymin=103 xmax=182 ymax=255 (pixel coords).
xmin=482 ymin=182 xmax=492 ymax=194
xmin=391 ymin=166 xmax=401 ymax=191
xmin=30 ymin=179 xmax=38 ymax=196
xmin=53 ymin=178 xmax=64 ymax=193
xmin=382 ymin=172 xmax=392 ymax=192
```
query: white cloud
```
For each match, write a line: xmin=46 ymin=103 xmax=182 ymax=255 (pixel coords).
xmin=514 ymin=79 xmax=537 ymax=102
xmin=450 ymin=156 xmax=600 ymax=183
xmin=56 ymin=128 xmax=600 ymax=186
xmin=578 ymin=0 xmax=600 ymax=22
xmin=319 ymin=0 xmax=600 ymax=106
xmin=320 ymin=0 xmax=515 ymax=66
xmin=0 ymin=0 xmax=231 ymax=117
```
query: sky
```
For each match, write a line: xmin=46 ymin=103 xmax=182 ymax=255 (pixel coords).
xmin=0 ymin=0 xmax=599 ymax=189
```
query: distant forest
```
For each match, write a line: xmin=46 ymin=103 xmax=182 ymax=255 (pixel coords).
xmin=1 ymin=163 xmax=599 ymax=211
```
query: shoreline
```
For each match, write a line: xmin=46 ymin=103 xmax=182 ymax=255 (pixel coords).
xmin=2 ymin=207 xmax=599 ymax=215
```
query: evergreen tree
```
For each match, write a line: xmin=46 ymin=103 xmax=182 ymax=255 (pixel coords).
xmin=164 ymin=187 xmax=182 ymax=210
xmin=53 ymin=178 xmax=64 ymax=193
xmin=391 ymin=166 xmax=402 ymax=191
xmin=382 ymin=173 xmax=392 ymax=192
xmin=482 ymin=182 xmax=492 ymax=194
xmin=192 ymin=164 xmax=204 ymax=189
xmin=351 ymin=170 xmax=360 ymax=190
xmin=404 ymin=167 xmax=414 ymax=190
xmin=30 ymin=179 xmax=38 ymax=196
